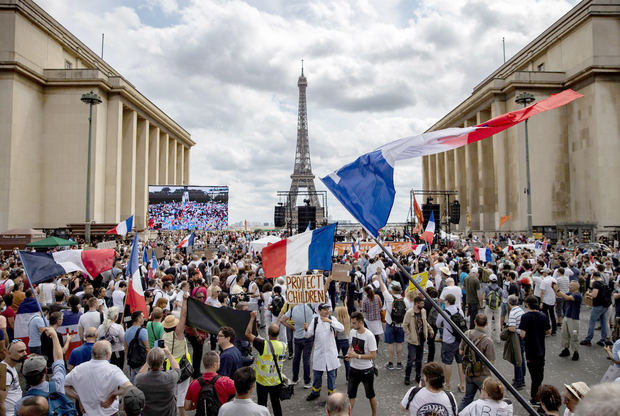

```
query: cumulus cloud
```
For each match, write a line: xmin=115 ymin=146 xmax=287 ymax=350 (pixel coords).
xmin=35 ymin=0 xmax=579 ymax=225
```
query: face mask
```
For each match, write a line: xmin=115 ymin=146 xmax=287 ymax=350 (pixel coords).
xmin=0 ymin=306 xmax=5 ymax=312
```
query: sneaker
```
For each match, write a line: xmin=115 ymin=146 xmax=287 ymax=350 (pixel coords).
xmin=404 ymin=379 xmax=411 ymax=386
xmin=396 ymin=363 xmax=404 ymax=370
xmin=385 ymin=362 xmax=394 ymax=370
xmin=303 ymin=384 xmax=312 ymax=389
xmin=444 ymin=385 xmax=451 ymax=392
xmin=596 ymin=340 xmax=605 ymax=347
xmin=512 ymin=383 xmax=525 ymax=390
xmin=559 ymin=348 xmax=570 ymax=357
xmin=306 ymin=393 xmax=320 ymax=401
xmin=580 ymin=340 xmax=592 ymax=346
xmin=572 ymin=351 xmax=580 ymax=361
xmin=292 ymin=380 xmax=300 ymax=386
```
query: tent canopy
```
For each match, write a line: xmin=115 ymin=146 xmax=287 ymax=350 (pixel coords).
xmin=26 ymin=236 xmax=78 ymax=248
xmin=249 ymin=235 xmax=281 ymax=253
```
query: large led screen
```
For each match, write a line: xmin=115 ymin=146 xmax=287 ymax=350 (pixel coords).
xmin=148 ymin=186 xmax=229 ymax=230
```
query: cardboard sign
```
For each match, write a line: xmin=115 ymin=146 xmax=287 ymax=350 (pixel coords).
xmin=97 ymin=241 xmax=116 ymax=249
xmin=331 ymin=263 xmax=352 ymax=282
xmin=285 ymin=274 xmax=325 ymax=304
xmin=407 ymin=271 xmax=429 ymax=292
xmin=154 ymin=246 xmax=165 ymax=260
xmin=205 ymin=249 xmax=217 ymax=259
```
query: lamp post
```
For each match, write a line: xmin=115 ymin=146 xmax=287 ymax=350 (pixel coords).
xmin=80 ymin=91 xmax=102 ymax=244
xmin=515 ymin=92 xmax=535 ymax=236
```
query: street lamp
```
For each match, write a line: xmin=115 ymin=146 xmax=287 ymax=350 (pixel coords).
xmin=80 ymin=91 xmax=102 ymax=244
xmin=515 ymin=91 xmax=535 ymax=236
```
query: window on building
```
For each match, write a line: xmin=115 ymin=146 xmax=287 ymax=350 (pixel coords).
xmin=65 ymin=60 xmax=72 ymax=69
xmin=537 ymin=63 xmax=545 ymax=71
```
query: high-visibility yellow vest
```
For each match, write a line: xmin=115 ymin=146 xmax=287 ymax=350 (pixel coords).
xmin=254 ymin=339 xmax=287 ymax=386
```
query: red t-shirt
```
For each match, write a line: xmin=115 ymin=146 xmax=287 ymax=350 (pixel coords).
xmin=185 ymin=372 xmax=236 ymax=406
xmin=1 ymin=306 xmax=16 ymax=327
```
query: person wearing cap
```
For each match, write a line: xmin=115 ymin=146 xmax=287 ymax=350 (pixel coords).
xmin=65 ymin=340 xmax=132 ymax=416
xmin=14 ymin=328 xmax=65 ymax=414
xmin=67 ymin=326 xmax=97 ymax=370
xmin=539 ymin=269 xmax=558 ymax=335
xmin=121 ymin=386 xmax=145 ymax=416
xmin=482 ymin=274 xmax=502 ymax=343
xmin=304 ymin=303 xmax=344 ymax=401
xmin=375 ymin=275 xmax=405 ymax=371
xmin=563 ymin=381 xmax=590 ymax=416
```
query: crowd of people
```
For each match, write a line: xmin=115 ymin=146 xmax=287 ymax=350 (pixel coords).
xmin=0 ymin=229 xmax=619 ymax=416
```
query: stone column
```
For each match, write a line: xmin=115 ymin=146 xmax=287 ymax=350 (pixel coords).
xmin=477 ymin=109 xmax=496 ymax=231
xmin=168 ymin=137 xmax=177 ymax=184
xmin=104 ymin=95 xmax=123 ymax=223
xmin=176 ymin=142 xmax=184 ymax=184
xmin=148 ymin=126 xmax=160 ymax=186
xmin=464 ymin=118 xmax=480 ymax=231
xmin=183 ymin=146 xmax=190 ymax=185
xmin=135 ymin=118 xmax=149 ymax=231
xmin=121 ymin=108 xmax=137 ymax=220
xmin=491 ymin=99 xmax=508 ymax=230
xmin=159 ymin=132 xmax=169 ymax=184
xmin=429 ymin=155 xmax=437 ymax=192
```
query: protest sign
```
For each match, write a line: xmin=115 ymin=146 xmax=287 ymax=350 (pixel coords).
xmin=331 ymin=263 xmax=351 ymax=282
xmin=407 ymin=271 xmax=429 ymax=292
xmin=97 ymin=241 xmax=116 ymax=249
xmin=285 ymin=274 xmax=325 ymax=304
xmin=154 ymin=246 xmax=164 ymax=260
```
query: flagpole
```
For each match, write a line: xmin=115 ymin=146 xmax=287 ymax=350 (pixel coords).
xmin=368 ymin=235 xmax=538 ymax=416
xmin=17 ymin=251 xmax=48 ymax=326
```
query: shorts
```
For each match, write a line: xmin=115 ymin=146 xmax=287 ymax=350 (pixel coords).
xmin=384 ymin=324 xmax=404 ymax=344
xmin=555 ymin=298 xmax=565 ymax=318
xmin=441 ymin=341 xmax=462 ymax=365
xmin=347 ymin=367 xmax=375 ymax=399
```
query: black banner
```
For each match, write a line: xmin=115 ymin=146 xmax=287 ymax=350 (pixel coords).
xmin=186 ymin=297 xmax=256 ymax=341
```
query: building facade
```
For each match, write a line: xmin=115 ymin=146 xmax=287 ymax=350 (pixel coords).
xmin=0 ymin=0 xmax=194 ymax=232
xmin=422 ymin=0 xmax=620 ymax=240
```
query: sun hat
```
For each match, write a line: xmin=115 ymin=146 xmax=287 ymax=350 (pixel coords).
xmin=162 ymin=314 xmax=179 ymax=329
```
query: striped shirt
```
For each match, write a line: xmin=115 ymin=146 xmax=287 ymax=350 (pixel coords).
xmin=508 ymin=306 xmax=525 ymax=334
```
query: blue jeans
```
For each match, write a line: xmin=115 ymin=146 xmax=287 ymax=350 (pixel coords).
xmin=514 ymin=339 xmax=526 ymax=385
xmin=293 ymin=337 xmax=313 ymax=384
xmin=459 ymin=377 xmax=483 ymax=411
xmin=311 ymin=368 xmax=337 ymax=395
xmin=585 ymin=306 xmax=608 ymax=342
xmin=336 ymin=338 xmax=350 ymax=379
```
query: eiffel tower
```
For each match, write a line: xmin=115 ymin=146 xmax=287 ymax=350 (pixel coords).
xmin=286 ymin=61 xmax=323 ymax=229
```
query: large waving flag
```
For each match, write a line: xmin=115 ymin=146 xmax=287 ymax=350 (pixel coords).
xmin=422 ymin=212 xmax=435 ymax=244
xmin=19 ymin=249 xmax=115 ymax=284
xmin=321 ymin=90 xmax=582 ymax=236
xmin=412 ymin=243 xmax=426 ymax=256
xmin=412 ymin=192 xmax=424 ymax=227
xmin=177 ymin=232 xmax=195 ymax=249
xmin=15 ymin=297 xmax=41 ymax=344
xmin=126 ymin=234 xmax=147 ymax=316
xmin=474 ymin=247 xmax=493 ymax=263
xmin=351 ymin=241 xmax=359 ymax=260
xmin=262 ymin=223 xmax=337 ymax=278
xmin=106 ymin=215 xmax=133 ymax=236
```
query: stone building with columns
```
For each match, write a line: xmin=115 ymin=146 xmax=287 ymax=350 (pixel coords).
xmin=0 ymin=0 xmax=194 ymax=233
xmin=422 ymin=0 xmax=620 ymax=241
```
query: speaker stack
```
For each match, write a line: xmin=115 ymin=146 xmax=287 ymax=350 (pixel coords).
xmin=297 ymin=206 xmax=316 ymax=233
xmin=274 ymin=206 xmax=285 ymax=227
xmin=450 ymin=200 xmax=461 ymax=224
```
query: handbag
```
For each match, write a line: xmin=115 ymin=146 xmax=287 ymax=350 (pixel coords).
xmin=172 ymin=336 xmax=194 ymax=383
xmin=267 ymin=340 xmax=294 ymax=400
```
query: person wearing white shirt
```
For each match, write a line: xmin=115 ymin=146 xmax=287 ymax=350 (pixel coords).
xmin=112 ymin=282 xmax=126 ymax=309
xmin=540 ymin=270 xmax=558 ymax=335
xmin=440 ymin=278 xmax=463 ymax=310
xmin=554 ymin=268 xmax=570 ymax=327
xmin=65 ymin=341 xmax=132 ymax=416
xmin=304 ymin=303 xmax=344 ymax=401
xmin=459 ymin=377 xmax=513 ymax=416
xmin=1 ymin=340 xmax=28 ymax=416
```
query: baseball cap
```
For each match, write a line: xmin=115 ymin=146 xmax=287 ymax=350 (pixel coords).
xmin=489 ymin=274 xmax=498 ymax=282
xmin=22 ymin=355 xmax=47 ymax=376
xmin=123 ymin=386 xmax=145 ymax=415
xmin=317 ymin=303 xmax=331 ymax=310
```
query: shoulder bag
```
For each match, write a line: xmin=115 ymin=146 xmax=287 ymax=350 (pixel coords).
xmin=267 ymin=340 xmax=294 ymax=400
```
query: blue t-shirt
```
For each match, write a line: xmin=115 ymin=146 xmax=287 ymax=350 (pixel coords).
xmin=28 ymin=315 xmax=45 ymax=347
xmin=68 ymin=342 xmax=94 ymax=367
xmin=564 ymin=292 xmax=582 ymax=320
xmin=124 ymin=325 xmax=148 ymax=345
xmin=218 ymin=346 xmax=242 ymax=378
xmin=285 ymin=304 xmax=315 ymax=339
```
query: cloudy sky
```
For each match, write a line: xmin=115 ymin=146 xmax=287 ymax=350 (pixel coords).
xmin=37 ymin=0 xmax=579 ymax=225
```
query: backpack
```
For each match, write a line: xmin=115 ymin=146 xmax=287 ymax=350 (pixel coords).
xmin=445 ymin=309 xmax=468 ymax=342
xmin=195 ymin=375 xmax=222 ymax=416
xmin=462 ymin=331 xmax=488 ymax=378
xmin=405 ymin=386 xmax=457 ymax=415
xmin=0 ymin=280 xmax=7 ymax=296
xmin=391 ymin=298 xmax=406 ymax=324
xmin=487 ymin=289 xmax=500 ymax=310
xmin=270 ymin=294 xmax=285 ymax=317
xmin=24 ymin=380 xmax=78 ymax=416
xmin=127 ymin=327 xmax=147 ymax=369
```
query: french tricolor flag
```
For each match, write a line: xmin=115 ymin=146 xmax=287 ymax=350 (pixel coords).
xmin=106 ymin=215 xmax=133 ymax=236
xmin=422 ymin=212 xmax=435 ymax=245
xmin=474 ymin=247 xmax=493 ymax=263
xmin=262 ymin=223 xmax=337 ymax=278
xmin=177 ymin=232 xmax=195 ymax=249
xmin=351 ymin=241 xmax=359 ymax=260
xmin=19 ymin=249 xmax=115 ymax=284
xmin=412 ymin=243 xmax=426 ymax=256
xmin=127 ymin=234 xmax=147 ymax=316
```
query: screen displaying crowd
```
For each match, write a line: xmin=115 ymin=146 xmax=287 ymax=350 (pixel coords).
xmin=148 ymin=185 xmax=229 ymax=230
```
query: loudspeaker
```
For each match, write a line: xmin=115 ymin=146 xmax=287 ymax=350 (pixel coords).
xmin=297 ymin=206 xmax=316 ymax=233
xmin=450 ymin=200 xmax=461 ymax=224
xmin=274 ymin=206 xmax=285 ymax=227
xmin=422 ymin=203 xmax=440 ymax=231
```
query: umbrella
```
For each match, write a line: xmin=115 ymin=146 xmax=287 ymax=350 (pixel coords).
xmin=26 ymin=236 xmax=78 ymax=248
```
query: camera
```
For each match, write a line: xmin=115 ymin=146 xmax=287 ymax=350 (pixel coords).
xmin=157 ymin=339 xmax=165 ymax=348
